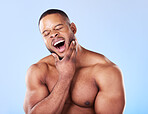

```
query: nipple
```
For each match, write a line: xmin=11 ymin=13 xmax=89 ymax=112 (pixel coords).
xmin=85 ymin=101 xmax=90 ymax=106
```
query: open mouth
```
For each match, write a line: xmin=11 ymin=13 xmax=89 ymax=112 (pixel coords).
xmin=53 ymin=40 xmax=66 ymax=53
xmin=54 ymin=40 xmax=65 ymax=48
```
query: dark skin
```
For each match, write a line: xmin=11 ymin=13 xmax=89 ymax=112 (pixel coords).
xmin=23 ymin=14 xmax=125 ymax=114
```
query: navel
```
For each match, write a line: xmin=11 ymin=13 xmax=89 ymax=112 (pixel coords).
xmin=85 ymin=101 xmax=90 ymax=106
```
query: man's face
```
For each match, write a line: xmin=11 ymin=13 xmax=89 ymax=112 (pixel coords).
xmin=39 ymin=14 xmax=76 ymax=59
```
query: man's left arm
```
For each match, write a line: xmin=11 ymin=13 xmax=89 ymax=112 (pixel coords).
xmin=94 ymin=65 xmax=125 ymax=114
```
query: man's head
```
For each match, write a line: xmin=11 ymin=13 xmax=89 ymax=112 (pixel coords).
xmin=38 ymin=9 xmax=70 ymax=26
xmin=39 ymin=9 xmax=77 ymax=59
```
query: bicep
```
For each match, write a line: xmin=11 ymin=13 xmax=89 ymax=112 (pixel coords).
xmin=24 ymin=85 xmax=49 ymax=112
xmin=94 ymin=65 xmax=125 ymax=114
xmin=24 ymin=65 xmax=49 ymax=113
xmin=95 ymin=91 xmax=125 ymax=114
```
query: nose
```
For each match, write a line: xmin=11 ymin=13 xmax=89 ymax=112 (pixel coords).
xmin=50 ymin=31 xmax=59 ymax=38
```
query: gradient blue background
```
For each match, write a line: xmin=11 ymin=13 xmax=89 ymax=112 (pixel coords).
xmin=0 ymin=0 xmax=147 ymax=113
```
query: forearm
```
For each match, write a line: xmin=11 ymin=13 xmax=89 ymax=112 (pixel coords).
xmin=29 ymin=79 xmax=71 ymax=114
xmin=56 ymin=86 xmax=70 ymax=113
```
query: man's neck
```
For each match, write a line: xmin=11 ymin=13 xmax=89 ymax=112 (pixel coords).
xmin=75 ymin=44 xmax=86 ymax=69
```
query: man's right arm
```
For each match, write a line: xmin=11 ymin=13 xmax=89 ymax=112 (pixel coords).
xmin=23 ymin=63 xmax=72 ymax=114
xmin=24 ymin=41 xmax=76 ymax=114
xmin=23 ymin=63 xmax=49 ymax=113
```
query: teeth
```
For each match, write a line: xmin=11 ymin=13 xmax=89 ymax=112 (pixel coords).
xmin=54 ymin=40 xmax=64 ymax=46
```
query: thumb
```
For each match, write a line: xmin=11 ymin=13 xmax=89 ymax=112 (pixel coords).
xmin=52 ymin=53 xmax=59 ymax=63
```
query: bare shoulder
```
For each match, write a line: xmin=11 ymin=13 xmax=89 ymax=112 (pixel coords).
xmin=89 ymin=52 xmax=125 ymax=96
xmin=86 ymin=50 xmax=121 ymax=77
xmin=94 ymin=63 xmax=123 ymax=87
xmin=26 ymin=55 xmax=55 ymax=87
xmin=86 ymin=50 xmax=124 ymax=91
xmin=29 ymin=54 xmax=55 ymax=75
xmin=25 ymin=63 xmax=48 ymax=89
xmin=83 ymin=48 xmax=114 ymax=66
xmin=38 ymin=55 xmax=55 ymax=66
xmin=91 ymin=53 xmax=123 ymax=88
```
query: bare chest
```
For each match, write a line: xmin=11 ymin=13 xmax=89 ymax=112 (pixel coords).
xmin=46 ymin=67 xmax=98 ymax=108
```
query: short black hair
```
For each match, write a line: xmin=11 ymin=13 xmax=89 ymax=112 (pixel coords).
xmin=38 ymin=9 xmax=70 ymax=25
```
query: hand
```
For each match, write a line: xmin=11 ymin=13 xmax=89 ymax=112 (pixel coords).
xmin=52 ymin=40 xmax=77 ymax=81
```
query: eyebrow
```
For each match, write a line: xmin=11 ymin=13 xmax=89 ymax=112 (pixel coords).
xmin=42 ymin=24 xmax=64 ymax=34
xmin=55 ymin=24 xmax=63 ymax=28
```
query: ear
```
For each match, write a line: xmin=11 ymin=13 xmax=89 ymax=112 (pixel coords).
xmin=70 ymin=22 xmax=77 ymax=34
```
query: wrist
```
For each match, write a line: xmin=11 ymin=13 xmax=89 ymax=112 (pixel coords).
xmin=58 ymin=75 xmax=73 ymax=83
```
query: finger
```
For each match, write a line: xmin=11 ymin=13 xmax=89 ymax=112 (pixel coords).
xmin=75 ymin=38 xmax=78 ymax=44
xmin=52 ymin=53 xmax=59 ymax=64
xmin=65 ymin=40 xmax=75 ymax=60
xmin=70 ymin=45 xmax=76 ymax=63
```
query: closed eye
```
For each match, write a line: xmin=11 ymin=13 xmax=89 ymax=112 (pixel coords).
xmin=55 ymin=27 xmax=63 ymax=30
xmin=44 ymin=32 xmax=50 ymax=37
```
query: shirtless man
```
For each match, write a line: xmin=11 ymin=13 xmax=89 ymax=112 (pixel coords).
xmin=23 ymin=9 xmax=125 ymax=114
